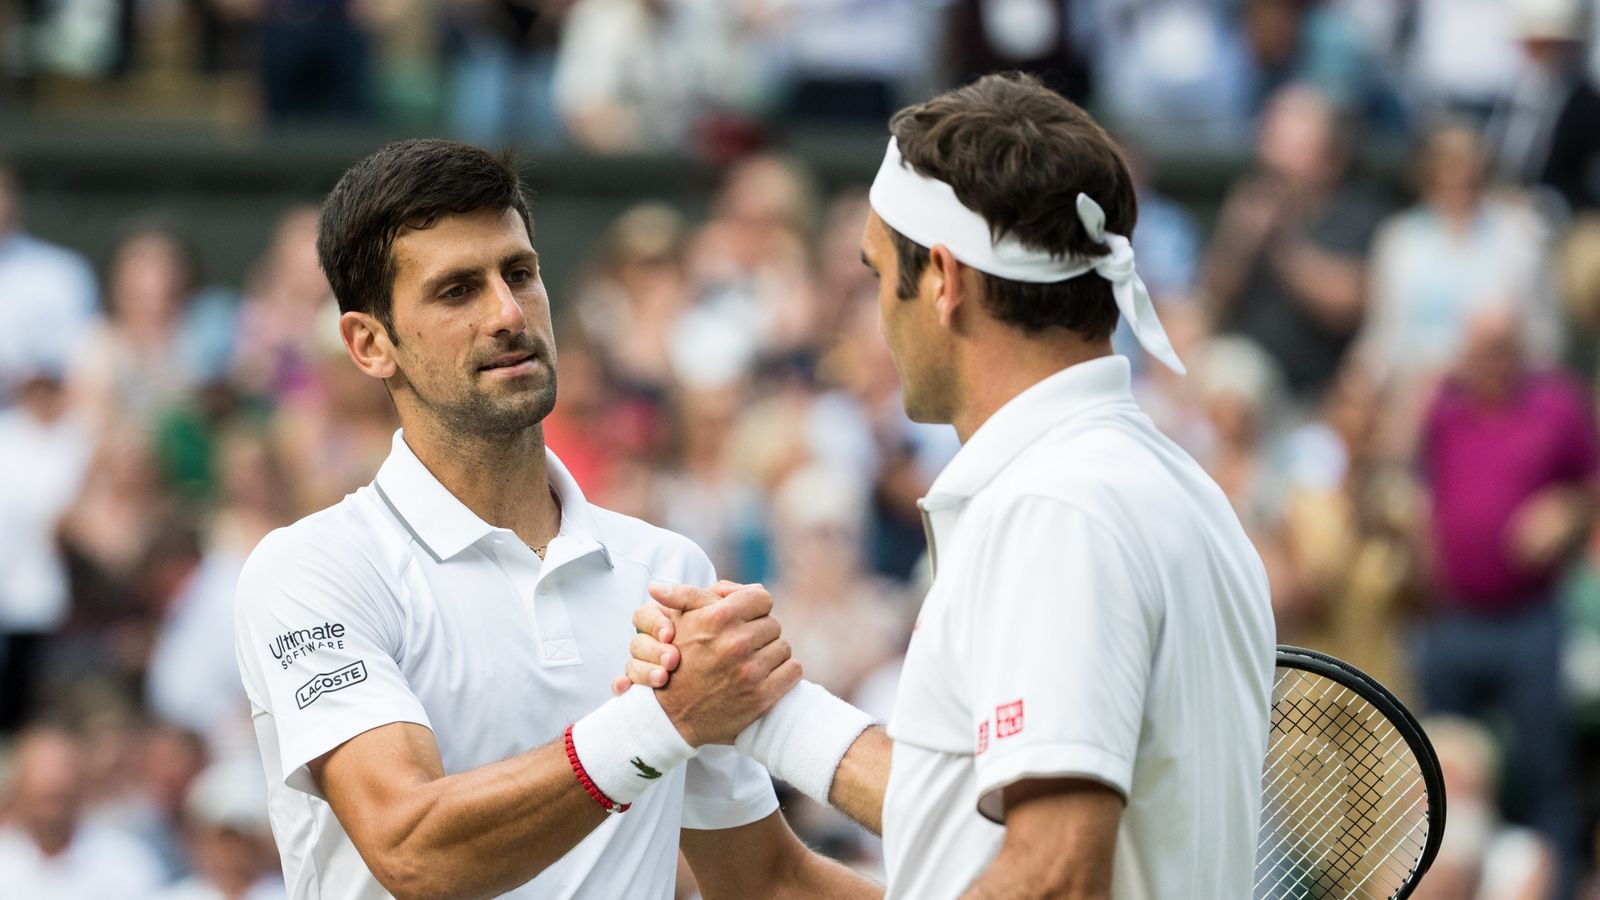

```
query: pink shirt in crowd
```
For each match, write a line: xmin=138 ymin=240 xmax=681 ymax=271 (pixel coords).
xmin=1422 ymin=371 xmax=1599 ymax=612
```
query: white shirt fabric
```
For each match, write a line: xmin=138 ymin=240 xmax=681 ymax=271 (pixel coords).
xmin=234 ymin=431 xmax=778 ymax=900
xmin=881 ymin=356 xmax=1276 ymax=899
xmin=0 ymin=231 xmax=100 ymax=401
xmin=0 ymin=823 xmax=165 ymax=900
xmin=0 ymin=407 xmax=94 ymax=632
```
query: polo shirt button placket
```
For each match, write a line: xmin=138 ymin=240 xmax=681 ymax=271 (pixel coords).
xmin=533 ymin=551 xmax=582 ymax=668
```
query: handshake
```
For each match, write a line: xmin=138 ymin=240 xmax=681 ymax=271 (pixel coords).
xmin=568 ymin=580 xmax=875 ymax=814
xmin=608 ymin=580 xmax=800 ymax=747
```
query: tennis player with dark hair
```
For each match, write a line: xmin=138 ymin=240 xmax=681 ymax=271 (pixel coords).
xmin=233 ymin=139 xmax=882 ymax=899
xmin=623 ymin=72 xmax=1277 ymax=899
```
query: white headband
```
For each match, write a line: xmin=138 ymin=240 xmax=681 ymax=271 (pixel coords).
xmin=867 ymin=137 xmax=1186 ymax=375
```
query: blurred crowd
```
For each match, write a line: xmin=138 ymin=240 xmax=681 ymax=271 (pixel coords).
xmin=4 ymin=0 xmax=1600 ymax=156
xmin=3 ymin=0 xmax=1600 ymax=898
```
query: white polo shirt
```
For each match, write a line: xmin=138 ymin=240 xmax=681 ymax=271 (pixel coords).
xmin=882 ymin=356 xmax=1275 ymax=899
xmin=234 ymin=432 xmax=778 ymax=900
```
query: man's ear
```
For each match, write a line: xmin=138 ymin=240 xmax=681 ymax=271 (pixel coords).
xmin=927 ymin=244 xmax=967 ymax=330
xmin=340 ymin=310 xmax=399 ymax=379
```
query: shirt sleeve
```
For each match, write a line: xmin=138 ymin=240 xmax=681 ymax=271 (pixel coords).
xmin=671 ymin=537 xmax=781 ymax=829
xmin=680 ymin=746 xmax=781 ymax=830
xmin=234 ymin=526 xmax=432 ymax=798
xmin=965 ymin=496 xmax=1159 ymax=823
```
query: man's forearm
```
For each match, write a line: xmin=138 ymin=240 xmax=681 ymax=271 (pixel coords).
xmin=828 ymin=726 xmax=893 ymax=835
xmin=322 ymin=736 xmax=608 ymax=898
xmin=774 ymin=851 xmax=885 ymax=900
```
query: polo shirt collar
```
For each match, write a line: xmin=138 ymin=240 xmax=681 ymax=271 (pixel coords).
xmin=923 ymin=355 xmax=1136 ymax=506
xmin=373 ymin=429 xmax=612 ymax=567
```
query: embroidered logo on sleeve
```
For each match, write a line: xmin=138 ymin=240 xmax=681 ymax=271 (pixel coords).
xmin=976 ymin=720 xmax=990 ymax=755
xmin=295 ymin=661 xmax=368 ymax=709
xmin=995 ymin=700 xmax=1025 ymax=739
xmin=268 ymin=621 xmax=347 ymax=670
xmin=630 ymin=757 xmax=663 ymax=780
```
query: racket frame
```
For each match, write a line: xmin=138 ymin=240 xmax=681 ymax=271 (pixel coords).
xmin=1264 ymin=644 xmax=1448 ymax=900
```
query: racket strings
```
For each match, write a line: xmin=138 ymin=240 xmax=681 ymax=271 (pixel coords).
xmin=1255 ymin=669 xmax=1432 ymax=899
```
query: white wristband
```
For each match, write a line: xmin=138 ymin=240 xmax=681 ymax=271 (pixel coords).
xmin=734 ymin=680 xmax=876 ymax=806
xmin=570 ymin=686 xmax=697 ymax=806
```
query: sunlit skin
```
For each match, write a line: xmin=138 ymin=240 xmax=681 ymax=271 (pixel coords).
xmin=856 ymin=209 xmax=1111 ymax=442
xmin=858 ymin=209 xmax=964 ymax=427
xmin=336 ymin=205 xmax=561 ymax=550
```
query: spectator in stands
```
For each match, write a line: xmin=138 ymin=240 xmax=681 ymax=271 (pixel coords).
xmin=654 ymin=382 xmax=766 ymax=579
xmin=231 ymin=205 xmax=332 ymax=403
xmin=443 ymin=0 xmax=573 ymax=145
xmin=572 ymin=203 xmax=695 ymax=394
xmin=156 ymin=757 xmax=285 ymax=900
xmin=272 ymin=304 xmax=399 ymax=517
xmin=1412 ymin=716 xmax=1558 ymax=900
xmin=69 ymin=225 xmax=227 ymax=431
xmin=86 ymin=722 xmax=209 ymax=880
xmin=1075 ymin=0 xmax=1256 ymax=138
xmin=1488 ymin=0 xmax=1600 ymax=213
xmin=552 ymin=0 xmax=759 ymax=154
xmin=148 ymin=426 xmax=293 ymax=751
xmin=944 ymin=0 xmax=1092 ymax=103
xmin=1417 ymin=304 xmax=1594 ymax=881
xmin=1359 ymin=120 xmax=1559 ymax=460
xmin=764 ymin=463 xmax=904 ymax=700
xmin=1404 ymin=0 xmax=1522 ymax=117
xmin=766 ymin=0 xmax=931 ymax=121
xmin=0 ymin=724 xmax=165 ymax=898
xmin=1187 ymin=334 xmax=1300 ymax=613
xmin=57 ymin=427 xmax=176 ymax=628
xmin=811 ymin=191 xmax=875 ymax=349
xmin=1114 ymin=140 xmax=1203 ymax=375
xmin=0 ymin=352 xmax=95 ymax=734
xmin=686 ymin=154 xmax=821 ymax=359
xmin=214 ymin=0 xmax=373 ymax=120
xmin=0 ymin=161 xmax=100 ymax=407
xmin=1203 ymin=84 xmax=1386 ymax=404
xmin=1278 ymin=363 xmax=1424 ymax=694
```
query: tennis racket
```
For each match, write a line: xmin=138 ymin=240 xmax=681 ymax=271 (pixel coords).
xmin=1254 ymin=645 xmax=1446 ymax=900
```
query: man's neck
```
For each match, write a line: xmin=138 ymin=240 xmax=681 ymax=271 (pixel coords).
xmin=400 ymin=418 xmax=561 ymax=551
xmin=951 ymin=335 xmax=1113 ymax=443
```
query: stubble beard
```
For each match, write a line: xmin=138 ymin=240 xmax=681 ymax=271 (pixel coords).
xmin=405 ymin=355 xmax=559 ymax=439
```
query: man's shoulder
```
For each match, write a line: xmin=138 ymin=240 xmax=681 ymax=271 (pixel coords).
xmin=240 ymin=488 xmax=398 ymax=587
xmin=996 ymin=413 xmax=1176 ymax=502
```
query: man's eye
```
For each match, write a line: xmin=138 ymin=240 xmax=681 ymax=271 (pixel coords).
xmin=508 ymin=268 xmax=532 ymax=285
xmin=442 ymin=284 xmax=471 ymax=300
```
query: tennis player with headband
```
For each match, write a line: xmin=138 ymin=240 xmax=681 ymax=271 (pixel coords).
xmin=623 ymin=72 xmax=1277 ymax=899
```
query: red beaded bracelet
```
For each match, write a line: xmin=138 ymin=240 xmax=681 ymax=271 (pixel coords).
xmin=564 ymin=724 xmax=630 ymax=814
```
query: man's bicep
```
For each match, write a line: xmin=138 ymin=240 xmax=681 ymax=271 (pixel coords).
xmin=312 ymin=721 xmax=445 ymax=855
xmin=967 ymin=498 xmax=1155 ymax=822
xmin=963 ymin=779 xmax=1123 ymax=900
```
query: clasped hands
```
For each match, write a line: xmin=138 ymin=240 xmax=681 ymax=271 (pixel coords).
xmin=612 ymin=581 xmax=799 ymax=747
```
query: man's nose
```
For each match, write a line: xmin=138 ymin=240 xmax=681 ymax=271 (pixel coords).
xmin=486 ymin=274 xmax=527 ymax=334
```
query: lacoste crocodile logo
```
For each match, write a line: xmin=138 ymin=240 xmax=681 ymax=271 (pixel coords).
xmin=630 ymin=757 xmax=662 ymax=780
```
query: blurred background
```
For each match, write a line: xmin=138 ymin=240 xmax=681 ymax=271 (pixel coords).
xmin=3 ymin=0 xmax=1600 ymax=896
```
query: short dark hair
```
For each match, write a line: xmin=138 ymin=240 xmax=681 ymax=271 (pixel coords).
xmin=886 ymin=72 xmax=1136 ymax=341
xmin=317 ymin=139 xmax=533 ymax=341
